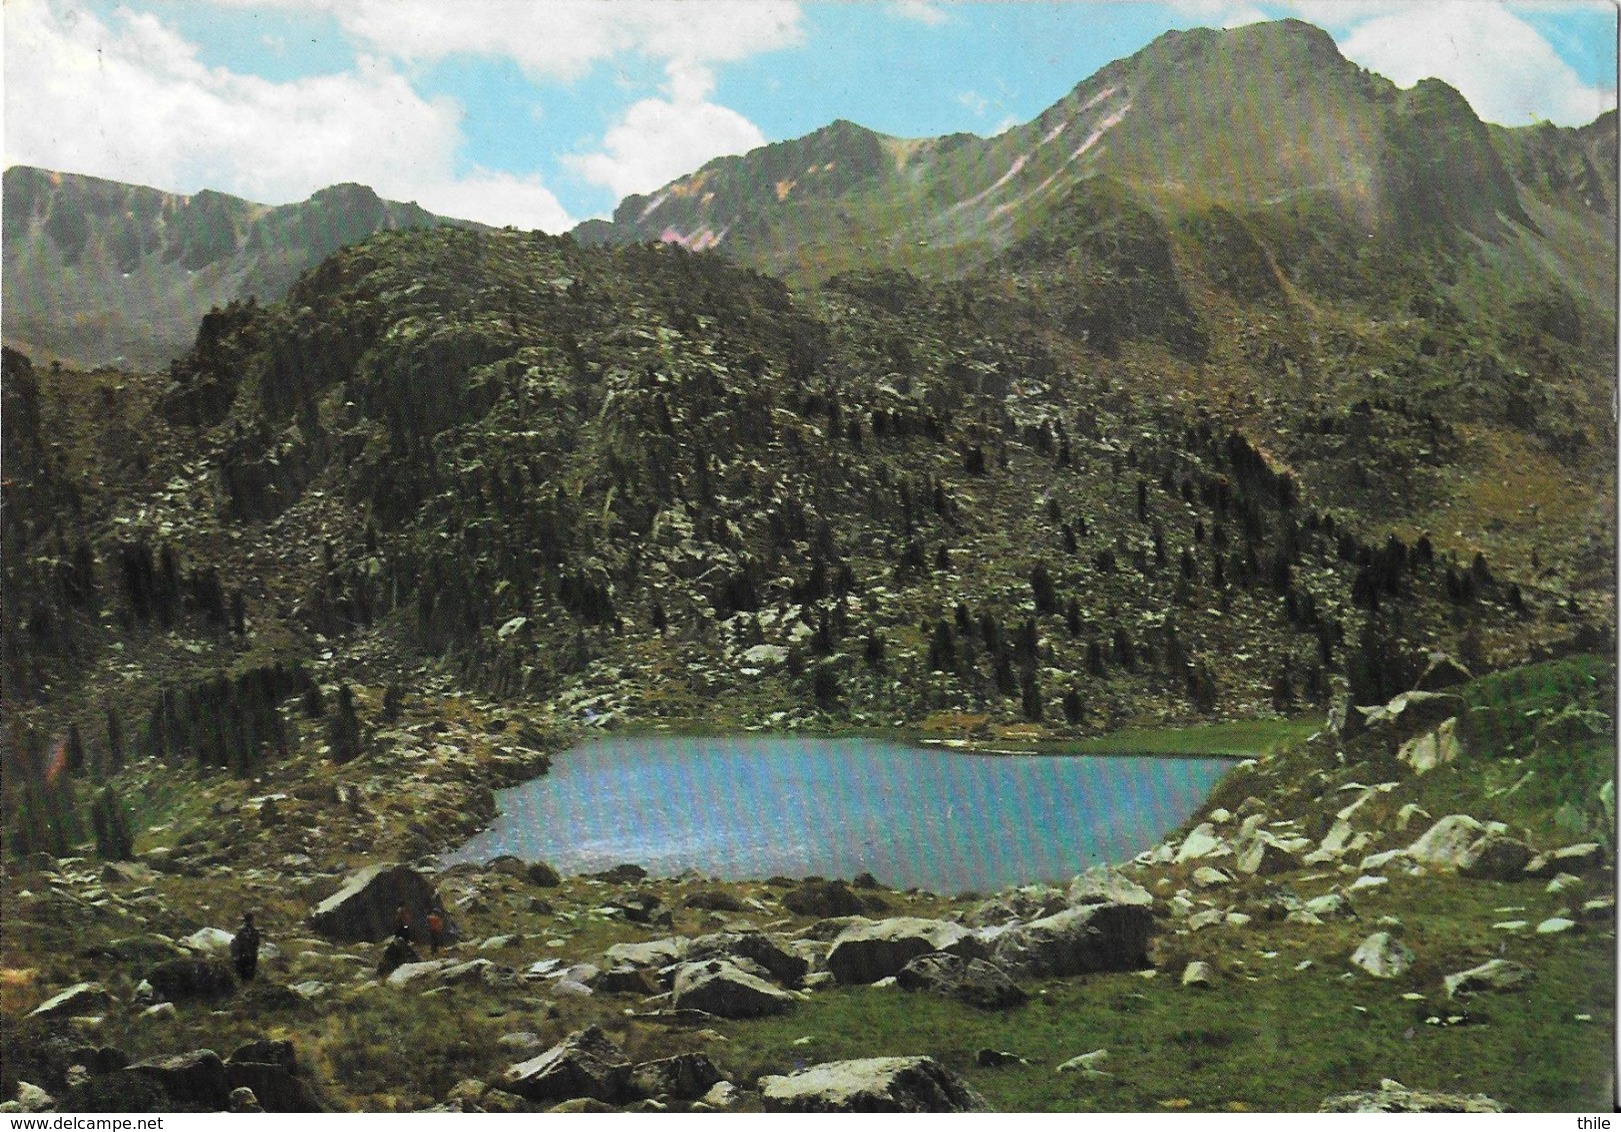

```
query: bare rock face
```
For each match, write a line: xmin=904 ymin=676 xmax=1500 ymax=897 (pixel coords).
xmin=895 ymin=951 xmax=1028 ymax=1010
xmin=308 ymin=864 xmax=441 ymax=943
xmin=1406 ymin=815 xmax=1486 ymax=868
xmin=1349 ymin=932 xmax=1415 ymax=979
xmin=500 ymin=1025 xmax=633 ymax=1104
xmin=990 ymin=902 xmax=1154 ymax=978
xmin=1067 ymin=866 xmax=1154 ymax=908
xmin=687 ymin=929 xmax=808 ymax=987
xmin=826 ymin=918 xmax=979 ymax=984
xmin=631 ymin=1053 xmax=725 ymax=1101
xmin=1321 ymin=1079 xmax=1506 ymax=1112
xmin=124 ymin=1050 xmax=231 ymax=1110
xmin=1456 ymin=834 xmax=1534 ymax=881
xmin=670 ymin=959 xmax=795 ymax=1018
xmin=758 ymin=1056 xmax=990 ymax=1113
xmin=28 ymin=982 xmax=111 ymax=1019
xmin=1444 ymin=958 xmax=1535 ymax=999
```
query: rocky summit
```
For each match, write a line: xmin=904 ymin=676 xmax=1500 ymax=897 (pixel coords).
xmin=0 ymin=14 xmax=1614 ymax=1115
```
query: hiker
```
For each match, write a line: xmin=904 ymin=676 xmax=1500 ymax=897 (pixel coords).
xmin=426 ymin=910 xmax=445 ymax=954
xmin=231 ymin=912 xmax=262 ymax=982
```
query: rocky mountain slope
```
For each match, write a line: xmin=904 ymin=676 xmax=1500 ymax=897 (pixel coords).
xmin=2 ymin=168 xmax=481 ymax=371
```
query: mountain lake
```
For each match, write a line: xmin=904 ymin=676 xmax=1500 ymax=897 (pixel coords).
xmin=441 ymin=735 xmax=1235 ymax=892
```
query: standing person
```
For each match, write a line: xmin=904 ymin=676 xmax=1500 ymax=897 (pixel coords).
xmin=231 ymin=912 xmax=262 ymax=982
xmin=426 ymin=910 xmax=444 ymax=955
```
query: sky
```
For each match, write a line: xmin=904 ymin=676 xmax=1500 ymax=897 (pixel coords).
xmin=4 ymin=0 xmax=1616 ymax=232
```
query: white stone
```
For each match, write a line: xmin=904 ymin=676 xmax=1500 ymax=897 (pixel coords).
xmin=1535 ymin=918 xmax=1578 ymax=935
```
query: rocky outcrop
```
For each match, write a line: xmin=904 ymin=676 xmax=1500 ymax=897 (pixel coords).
xmin=1397 ymin=718 xmax=1461 ymax=775
xmin=826 ymin=918 xmax=979 ymax=984
xmin=500 ymin=1026 xmax=633 ymax=1104
xmin=144 ymin=958 xmax=236 ymax=1001
xmin=1321 ymin=1079 xmax=1507 ymax=1112
xmin=1349 ymin=932 xmax=1414 ymax=979
xmin=1067 ymin=866 xmax=1154 ymax=908
xmin=783 ymin=880 xmax=869 ymax=918
xmin=758 ymin=1056 xmax=989 ymax=1113
xmin=28 ymin=982 xmax=111 ymax=1019
xmin=125 ymin=1050 xmax=231 ymax=1110
xmin=309 ymin=864 xmax=441 ymax=943
xmin=631 ymin=1054 xmax=725 ymax=1101
xmin=1406 ymin=815 xmax=1534 ymax=879
xmin=686 ymin=930 xmax=807 ymax=987
xmin=1444 ymin=958 xmax=1535 ymax=998
xmin=896 ymin=951 xmax=1028 ymax=1010
xmin=671 ymin=959 xmax=795 ymax=1018
xmin=990 ymin=902 xmax=1153 ymax=977
xmin=224 ymin=1040 xmax=322 ymax=1112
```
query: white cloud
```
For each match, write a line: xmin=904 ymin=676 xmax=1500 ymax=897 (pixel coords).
xmin=3 ymin=0 xmax=573 ymax=229
xmin=1336 ymin=1 xmax=1615 ymax=125
xmin=564 ymin=60 xmax=767 ymax=201
xmin=1167 ymin=0 xmax=1274 ymax=28
xmin=957 ymin=89 xmax=989 ymax=116
xmin=891 ymin=0 xmax=949 ymax=26
xmin=204 ymin=0 xmax=804 ymax=80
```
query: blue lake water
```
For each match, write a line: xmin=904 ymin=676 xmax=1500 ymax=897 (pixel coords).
xmin=441 ymin=735 xmax=1234 ymax=893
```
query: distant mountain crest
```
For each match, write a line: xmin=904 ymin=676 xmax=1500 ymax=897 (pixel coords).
xmin=2 ymin=167 xmax=480 ymax=370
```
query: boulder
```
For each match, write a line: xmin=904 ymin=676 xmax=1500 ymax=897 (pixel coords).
xmin=783 ymin=880 xmax=868 ymax=918
xmin=826 ymin=918 xmax=979 ymax=985
xmin=1355 ymin=690 xmax=1460 ymax=733
xmin=308 ymin=864 xmax=441 ymax=944
xmin=125 ymin=1050 xmax=230 ymax=1110
xmin=1397 ymin=717 xmax=1461 ymax=775
xmin=966 ymin=885 xmax=1068 ymax=926
xmin=631 ymin=1053 xmax=724 ymax=1101
xmin=594 ymin=864 xmax=648 ymax=884
xmin=1067 ymin=866 xmax=1153 ymax=908
xmin=1321 ymin=1079 xmax=1505 ymax=1113
xmin=896 ymin=951 xmax=1028 ymax=1010
xmin=10 ymin=1082 xmax=55 ymax=1112
xmin=758 ymin=1056 xmax=989 ymax=1113
xmin=28 ymin=982 xmax=111 ymax=1019
xmin=1349 ymin=932 xmax=1413 ymax=979
xmin=1406 ymin=815 xmax=1486 ymax=870
xmin=671 ymin=959 xmax=795 ymax=1018
xmin=145 ymin=958 xmax=236 ymax=1000
xmin=1174 ymin=823 xmax=1225 ymax=864
xmin=1535 ymin=917 xmax=1578 ymax=935
xmin=1236 ymin=833 xmax=1299 ymax=877
xmin=682 ymin=889 xmax=746 ymax=912
xmin=386 ymin=960 xmax=448 ymax=989
xmin=990 ymin=902 xmax=1153 ymax=978
xmin=1457 ymin=833 xmax=1534 ymax=880
xmin=1444 ymin=958 xmax=1535 ymax=998
xmin=526 ymin=861 xmax=562 ymax=887
xmin=1181 ymin=961 xmax=1214 ymax=988
xmin=223 ymin=1057 xmax=321 ymax=1112
xmin=500 ymin=1026 xmax=633 ymax=1104
xmin=606 ymin=891 xmax=665 ymax=924
xmin=688 ymin=930 xmax=807 ymax=988
xmin=596 ymin=966 xmax=659 ymax=996
xmin=1192 ymin=866 xmax=1231 ymax=888
xmin=605 ymin=938 xmax=690 ymax=970
xmin=694 ymin=1081 xmax=741 ymax=1110
xmin=180 ymin=927 xmax=238 ymax=956
xmin=1525 ymin=842 xmax=1607 ymax=878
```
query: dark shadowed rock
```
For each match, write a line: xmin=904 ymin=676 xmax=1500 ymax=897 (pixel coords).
xmin=224 ymin=1060 xmax=322 ymax=1112
xmin=682 ymin=889 xmax=746 ymax=912
xmin=671 ymin=959 xmax=795 ymax=1018
xmin=759 ymin=1056 xmax=989 ymax=1112
xmin=309 ymin=864 xmax=440 ymax=943
xmin=526 ymin=861 xmax=562 ymax=887
xmin=1457 ymin=834 xmax=1534 ymax=880
xmin=631 ymin=1053 xmax=724 ymax=1100
xmin=827 ymin=918 xmax=979 ymax=984
xmin=500 ymin=1026 xmax=633 ymax=1104
xmin=594 ymin=864 xmax=648 ymax=884
xmin=991 ymin=902 xmax=1153 ymax=977
xmin=896 ymin=951 xmax=1028 ymax=1010
xmin=125 ymin=1050 xmax=230 ymax=1110
xmin=144 ymin=958 xmax=236 ymax=1000
xmin=783 ymin=880 xmax=867 ymax=918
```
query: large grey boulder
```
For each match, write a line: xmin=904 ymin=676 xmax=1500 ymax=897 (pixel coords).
xmin=826 ymin=918 xmax=979 ymax=985
xmin=687 ymin=930 xmax=808 ymax=988
xmin=604 ymin=937 xmax=689 ymax=971
xmin=1457 ymin=834 xmax=1534 ymax=881
xmin=671 ymin=959 xmax=795 ymax=1018
xmin=631 ymin=1054 xmax=724 ymax=1101
xmin=1524 ymin=842 xmax=1606 ymax=878
xmin=1067 ymin=866 xmax=1154 ymax=908
xmin=224 ymin=1040 xmax=322 ymax=1113
xmin=125 ymin=1050 xmax=230 ymax=1110
xmin=1321 ymin=1079 xmax=1506 ymax=1112
xmin=144 ymin=958 xmax=237 ymax=1000
xmin=1174 ymin=823 xmax=1226 ymax=864
xmin=28 ymin=982 xmax=111 ymax=1019
xmin=966 ymin=885 xmax=1068 ymax=927
xmin=309 ymin=864 xmax=440 ymax=944
xmin=1444 ymin=958 xmax=1535 ymax=998
xmin=990 ymin=902 xmax=1153 ymax=977
xmin=1349 ymin=932 xmax=1414 ymax=979
xmin=758 ymin=1057 xmax=989 ymax=1113
xmin=896 ymin=951 xmax=1028 ymax=1010
xmin=1397 ymin=718 xmax=1461 ymax=775
xmin=500 ymin=1025 xmax=633 ymax=1104
xmin=1406 ymin=815 xmax=1486 ymax=869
